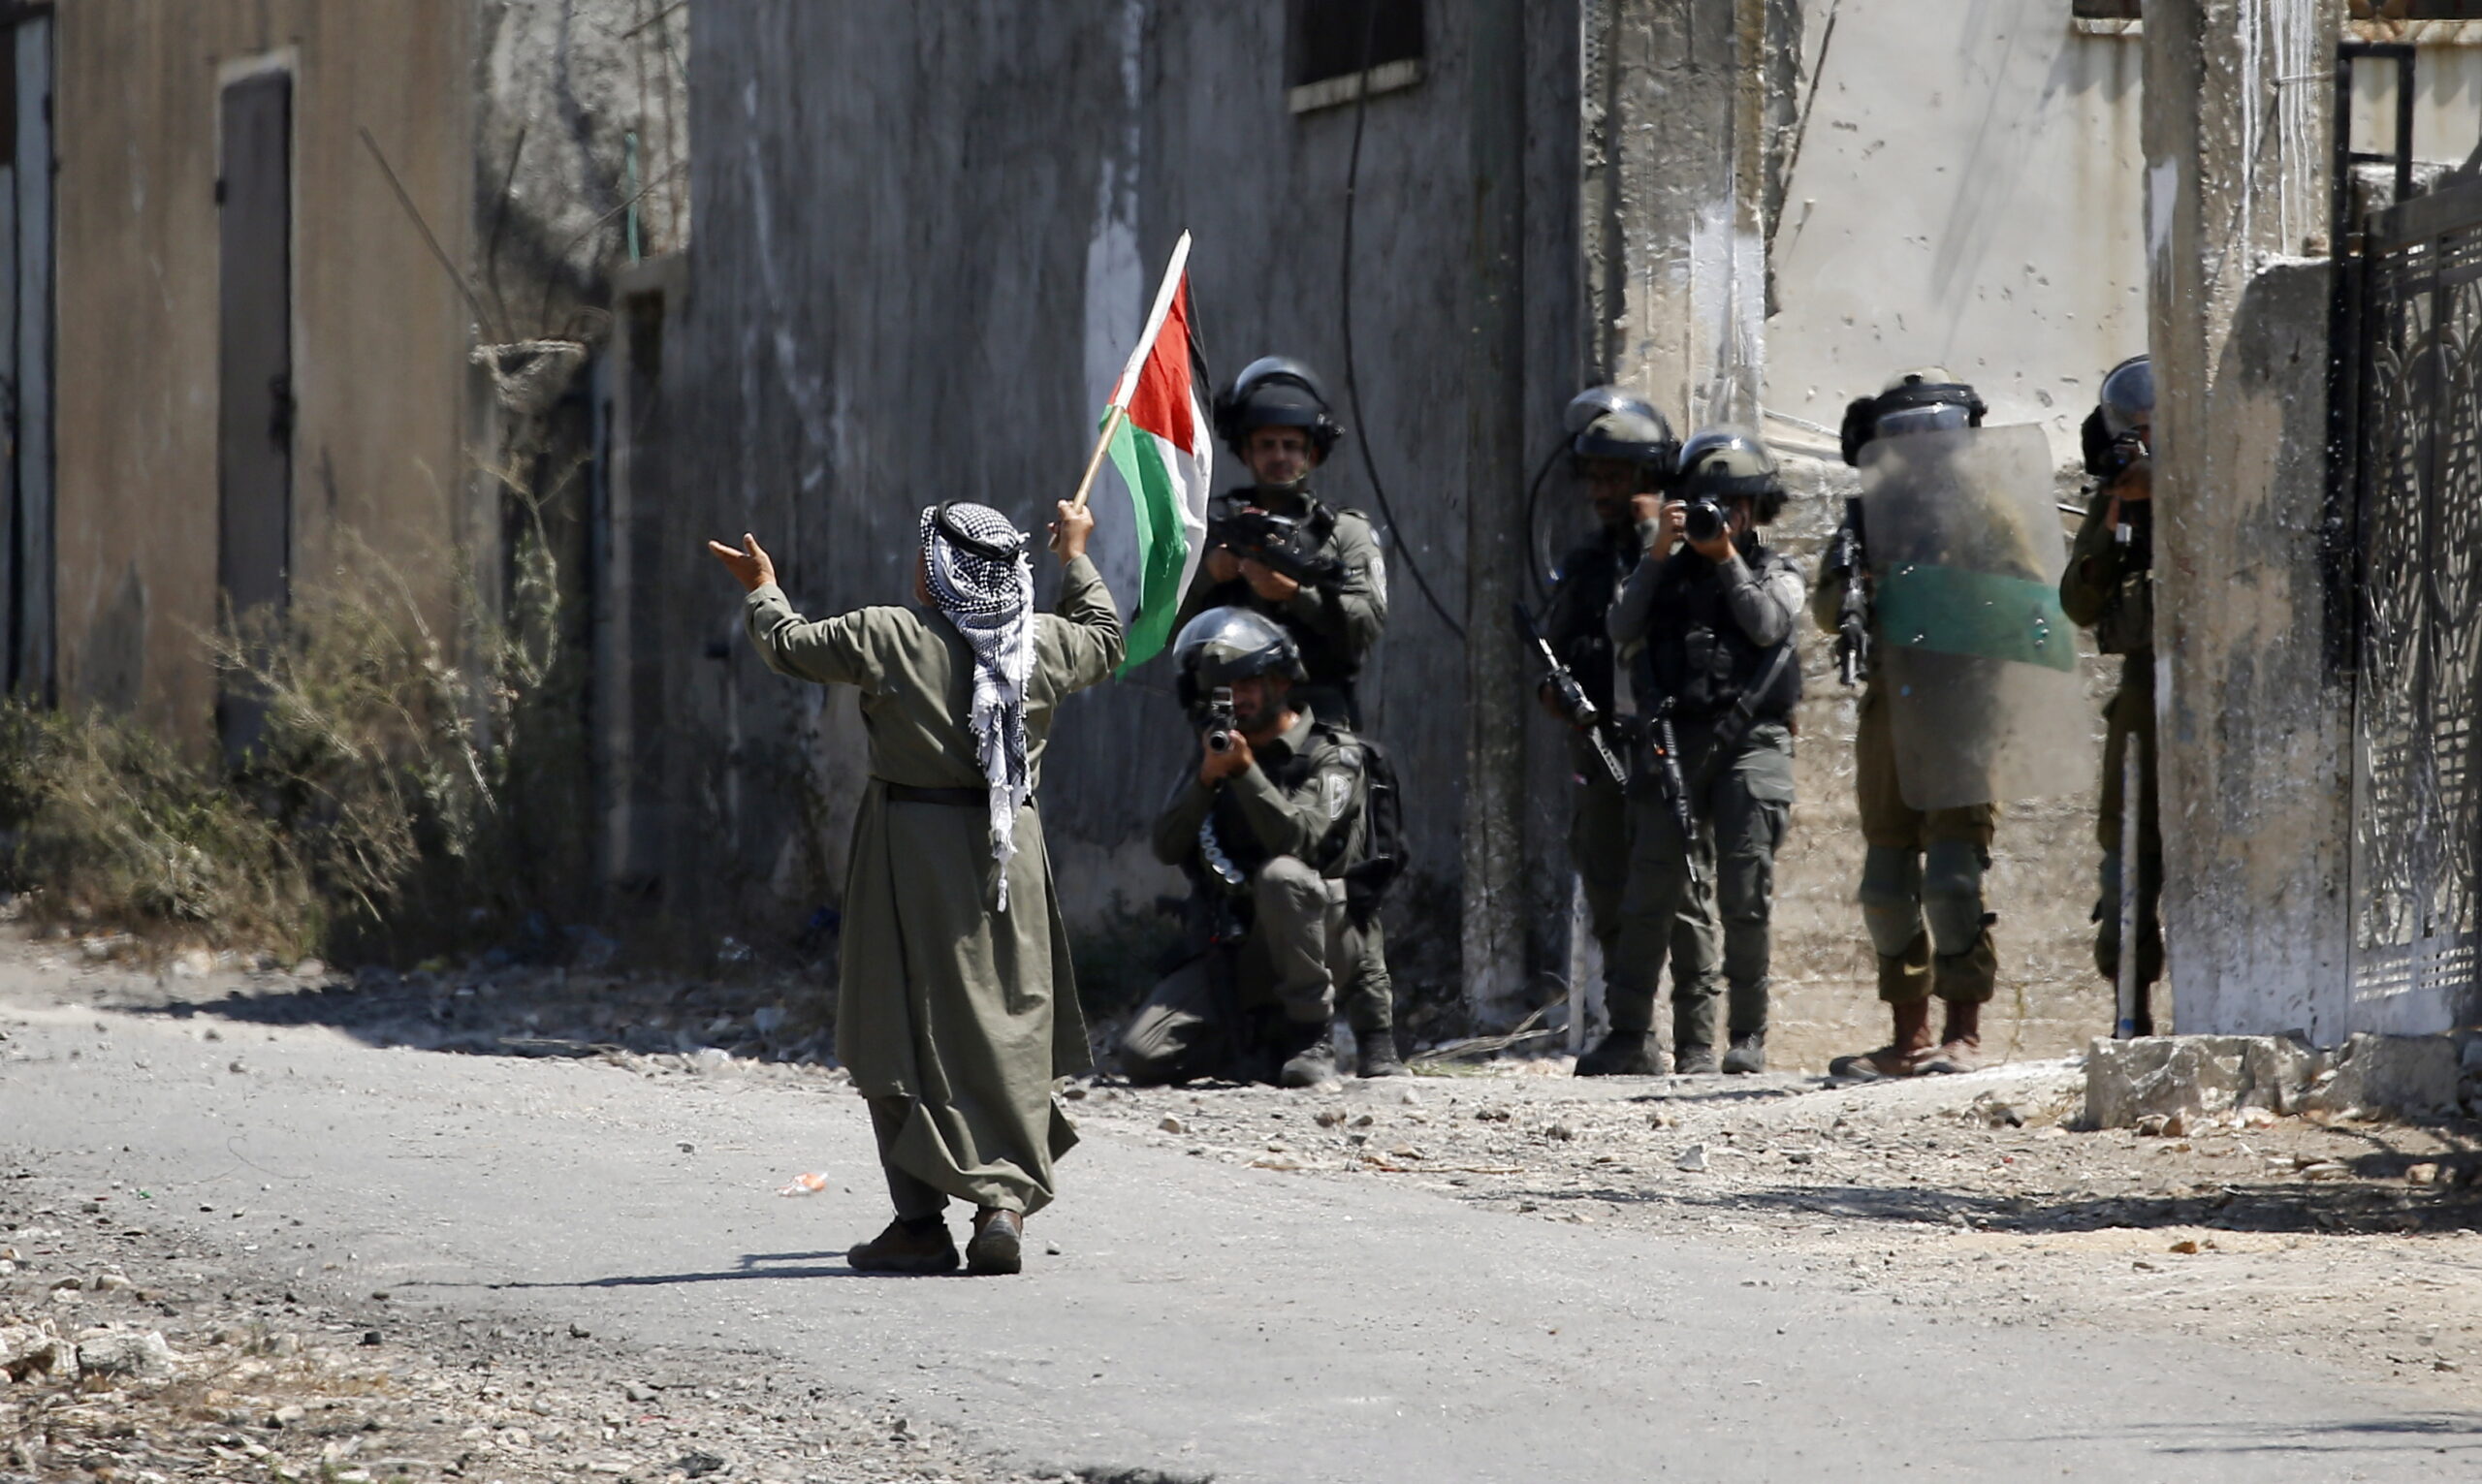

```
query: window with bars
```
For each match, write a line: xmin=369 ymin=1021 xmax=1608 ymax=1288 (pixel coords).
xmin=1287 ymin=0 xmax=1424 ymax=114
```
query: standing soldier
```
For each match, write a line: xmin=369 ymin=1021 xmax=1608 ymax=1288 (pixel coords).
xmin=1578 ymin=427 xmax=1803 ymax=1077
xmin=1171 ymin=356 xmax=1401 ymax=1075
xmin=1816 ymin=369 xmax=2083 ymax=1078
xmin=1534 ymin=388 xmax=1677 ymax=996
xmin=2061 ymin=356 xmax=2160 ymax=1032
xmin=1121 ymin=609 xmax=1392 ymax=1088
xmin=709 ymin=499 xmax=1121 ymax=1277
xmin=1536 ymin=389 xmax=1720 ymax=1074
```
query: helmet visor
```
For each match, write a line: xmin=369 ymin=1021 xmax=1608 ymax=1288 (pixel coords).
xmin=1875 ymin=400 xmax=1973 ymax=440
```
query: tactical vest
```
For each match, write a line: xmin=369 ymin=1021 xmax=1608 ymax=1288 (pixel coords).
xmin=1545 ymin=528 xmax=1640 ymax=715
xmin=1203 ymin=716 xmax=1367 ymax=879
xmin=1633 ymin=542 xmax=1801 ymax=724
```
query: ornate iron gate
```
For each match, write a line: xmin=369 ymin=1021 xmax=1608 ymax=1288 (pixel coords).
xmin=2333 ymin=46 xmax=2482 ymax=1021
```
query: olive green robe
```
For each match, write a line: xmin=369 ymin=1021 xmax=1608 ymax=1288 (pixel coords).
xmin=743 ymin=554 xmax=1124 ymax=1214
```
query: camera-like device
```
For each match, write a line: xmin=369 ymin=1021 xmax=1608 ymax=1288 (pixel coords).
xmin=1683 ymin=498 xmax=1728 ymax=545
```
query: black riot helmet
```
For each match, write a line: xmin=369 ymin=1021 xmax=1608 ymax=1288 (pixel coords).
xmin=1171 ymin=606 xmax=1308 ymax=712
xmin=1564 ymin=386 xmax=1677 ymax=488
xmin=1839 ymin=366 xmax=1988 ymax=466
xmin=1674 ymin=426 xmax=1786 ymax=524
xmin=2097 ymin=355 xmax=2154 ymax=439
xmin=2082 ymin=354 xmax=2156 ymax=477
xmin=1213 ymin=357 xmax=1345 ymax=459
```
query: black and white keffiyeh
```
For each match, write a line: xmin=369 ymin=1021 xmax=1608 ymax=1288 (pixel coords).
xmin=918 ymin=502 xmax=1037 ymax=910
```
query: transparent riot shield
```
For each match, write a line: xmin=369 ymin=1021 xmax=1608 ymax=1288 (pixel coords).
xmin=1858 ymin=424 xmax=2093 ymax=810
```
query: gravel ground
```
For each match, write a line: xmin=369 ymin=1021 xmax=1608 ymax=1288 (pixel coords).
xmin=0 ymin=1186 xmax=1078 ymax=1484
xmin=7 ymin=932 xmax=2481 ymax=1477
xmin=1066 ymin=1057 xmax=2482 ymax=1405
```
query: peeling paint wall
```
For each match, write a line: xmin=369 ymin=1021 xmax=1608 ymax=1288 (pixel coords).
xmin=2145 ymin=0 xmax=2353 ymax=1041
xmin=1764 ymin=3 xmax=2148 ymax=458
xmin=664 ymin=3 xmax=1582 ymax=987
xmin=474 ymin=0 xmax=690 ymax=342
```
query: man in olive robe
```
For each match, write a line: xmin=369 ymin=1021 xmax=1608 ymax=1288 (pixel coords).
xmin=708 ymin=498 xmax=1122 ymax=1276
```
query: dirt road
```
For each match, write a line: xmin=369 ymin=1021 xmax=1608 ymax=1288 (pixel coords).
xmin=4 ymin=954 xmax=2480 ymax=1482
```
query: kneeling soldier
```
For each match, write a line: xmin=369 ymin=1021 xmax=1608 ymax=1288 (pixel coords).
xmin=713 ymin=499 xmax=1121 ymax=1278
xmin=1122 ymin=607 xmax=1391 ymax=1088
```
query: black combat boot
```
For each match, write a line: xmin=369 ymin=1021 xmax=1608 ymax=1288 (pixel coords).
xmin=1355 ymin=1026 xmax=1408 ymax=1078
xmin=1721 ymin=1033 xmax=1766 ymax=1075
xmin=1278 ymin=1021 xmax=1339 ymax=1088
xmin=846 ymin=1216 xmax=959 ymax=1276
xmin=1575 ymin=1029 xmax=1668 ymax=1077
xmin=1673 ymin=1042 xmax=1721 ymax=1075
xmin=965 ymin=1208 xmax=1024 ymax=1277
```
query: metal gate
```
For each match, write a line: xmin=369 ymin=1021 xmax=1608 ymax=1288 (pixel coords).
xmin=2332 ymin=45 xmax=2482 ymax=1024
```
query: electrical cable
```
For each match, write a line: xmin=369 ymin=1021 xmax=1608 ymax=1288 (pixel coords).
xmin=1519 ymin=444 xmax=1564 ymax=607
xmin=1339 ymin=4 xmax=1465 ymax=640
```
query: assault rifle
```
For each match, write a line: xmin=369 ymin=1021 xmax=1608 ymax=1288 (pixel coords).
xmin=1830 ymin=498 xmax=1869 ymax=687
xmin=1203 ymin=684 xmax=1240 ymax=755
xmin=1512 ymin=602 xmax=1627 ymax=788
xmin=1639 ymin=695 xmax=1704 ymax=890
xmin=1208 ymin=507 xmax=1348 ymax=590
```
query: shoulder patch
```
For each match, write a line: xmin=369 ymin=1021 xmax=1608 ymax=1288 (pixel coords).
xmin=1321 ymin=768 xmax=1355 ymax=821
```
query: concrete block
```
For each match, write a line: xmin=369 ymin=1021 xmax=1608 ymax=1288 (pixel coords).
xmin=2085 ymin=1036 xmax=2260 ymax=1126
xmin=2088 ymin=1031 xmax=2467 ymax=1127
xmin=2305 ymin=1032 xmax=2466 ymax=1118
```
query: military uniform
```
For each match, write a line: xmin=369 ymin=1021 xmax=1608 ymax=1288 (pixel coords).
xmin=1812 ymin=523 xmax=2000 ymax=1010
xmin=1173 ymin=487 xmax=1395 ymax=1048
xmin=743 ymin=555 xmax=1123 ymax=1217
xmin=2059 ymin=497 xmax=2161 ymax=1001
xmin=1547 ymin=524 xmax=1718 ymax=1036
xmin=1542 ymin=524 xmax=1640 ymax=959
xmin=1121 ymin=708 xmax=1375 ymax=1085
xmin=1606 ymin=532 xmax=1804 ymax=1059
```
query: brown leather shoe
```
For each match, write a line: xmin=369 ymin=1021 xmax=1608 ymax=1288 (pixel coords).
xmin=846 ymin=1219 xmax=958 ymax=1276
xmin=966 ymin=1208 xmax=1024 ymax=1276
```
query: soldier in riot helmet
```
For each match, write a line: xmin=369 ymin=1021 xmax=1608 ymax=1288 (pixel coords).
xmin=1172 ymin=356 xmax=1400 ymax=1070
xmin=1121 ymin=607 xmax=1399 ymax=1088
xmin=1813 ymin=369 xmax=2003 ymax=1078
xmin=1533 ymin=389 xmax=1710 ymax=1051
xmin=2061 ymin=355 xmax=2161 ymax=1031
xmin=1175 ymin=357 xmax=1389 ymax=725
xmin=1577 ymin=427 xmax=1805 ymax=1077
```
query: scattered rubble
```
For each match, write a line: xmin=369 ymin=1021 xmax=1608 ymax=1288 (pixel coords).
xmin=1071 ymin=1055 xmax=2482 ymax=1403
xmin=0 ymin=1193 xmax=1088 ymax=1483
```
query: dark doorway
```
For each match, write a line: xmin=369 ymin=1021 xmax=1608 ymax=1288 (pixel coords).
xmin=216 ymin=70 xmax=295 ymax=758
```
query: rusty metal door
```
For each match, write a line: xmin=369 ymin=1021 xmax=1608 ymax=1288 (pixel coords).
xmin=1 ymin=11 xmax=53 ymax=703
xmin=216 ymin=71 xmax=294 ymax=757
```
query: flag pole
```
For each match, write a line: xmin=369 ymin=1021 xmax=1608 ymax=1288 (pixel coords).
xmin=1072 ymin=231 xmax=1193 ymax=511
xmin=1069 ymin=404 xmax=1128 ymax=512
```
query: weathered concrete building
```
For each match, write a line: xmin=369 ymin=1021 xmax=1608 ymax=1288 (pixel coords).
xmin=33 ymin=0 xmax=686 ymax=759
xmin=634 ymin=1 xmax=2166 ymax=1026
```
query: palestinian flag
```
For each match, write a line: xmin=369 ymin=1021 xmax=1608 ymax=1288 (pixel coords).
xmin=1100 ymin=232 xmax=1212 ymax=671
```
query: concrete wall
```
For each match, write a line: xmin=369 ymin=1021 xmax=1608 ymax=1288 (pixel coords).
xmin=661 ymin=2 xmax=1584 ymax=1003
xmin=1763 ymin=2 xmax=2149 ymax=458
xmin=52 ymin=1 xmax=478 ymax=738
xmin=2145 ymin=0 xmax=2353 ymax=1041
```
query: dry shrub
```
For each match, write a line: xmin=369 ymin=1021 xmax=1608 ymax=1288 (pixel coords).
xmin=0 ymin=514 xmax=583 ymax=963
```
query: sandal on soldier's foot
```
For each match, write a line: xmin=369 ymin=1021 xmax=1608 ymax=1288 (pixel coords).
xmin=966 ymin=1208 xmax=1024 ymax=1277
xmin=1828 ymin=1045 xmax=1926 ymax=1081
xmin=847 ymin=1219 xmax=959 ymax=1276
